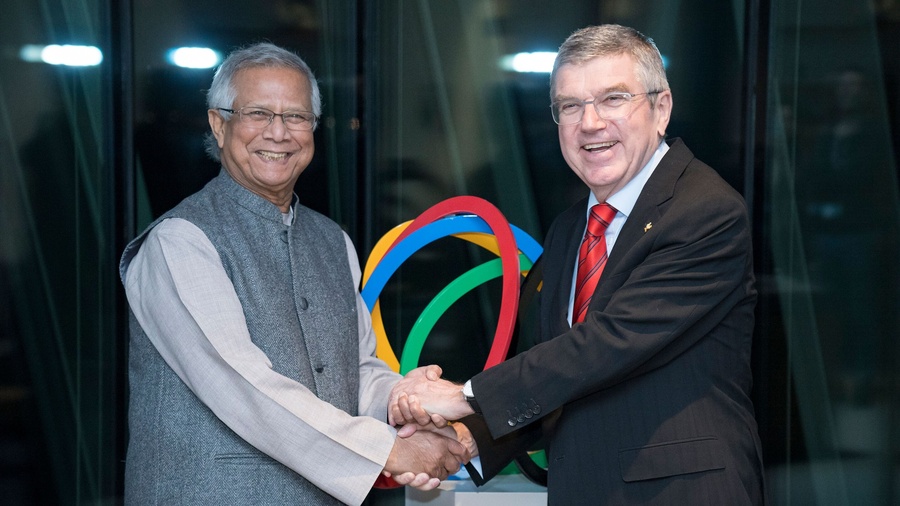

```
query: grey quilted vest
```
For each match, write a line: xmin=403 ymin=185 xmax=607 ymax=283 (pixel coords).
xmin=119 ymin=170 xmax=359 ymax=505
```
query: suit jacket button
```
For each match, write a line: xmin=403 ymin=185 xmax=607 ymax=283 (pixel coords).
xmin=299 ymin=297 xmax=309 ymax=310
xmin=507 ymin=418 xmax=517 ymax=427
xmin=524 ymin=409 xmax=534 ymax=418
xmin=516 ymin=414 xmax=525 ymax=423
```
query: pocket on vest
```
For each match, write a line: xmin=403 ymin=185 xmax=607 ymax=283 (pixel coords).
xmin=618 ymin=436 xmax=725 ymax=482
xmin=214 ymin=453 xmax=280 ymax=466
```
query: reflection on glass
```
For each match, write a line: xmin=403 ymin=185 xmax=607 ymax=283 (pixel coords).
xmin=19 ymin=44 xmax=104 ymax=66
xmin=764 ymin=0 xmax=900 ymax=503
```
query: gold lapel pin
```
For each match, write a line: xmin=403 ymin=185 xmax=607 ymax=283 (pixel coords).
xmin=643 ymin=222 xmax=653 ymax=233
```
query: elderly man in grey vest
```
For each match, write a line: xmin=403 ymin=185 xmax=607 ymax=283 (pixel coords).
xmin=119 ymin=42 xmax=467 ymax=505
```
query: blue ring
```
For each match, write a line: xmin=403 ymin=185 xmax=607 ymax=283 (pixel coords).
xmin=361 ymin=214 xmax=542 ymax=310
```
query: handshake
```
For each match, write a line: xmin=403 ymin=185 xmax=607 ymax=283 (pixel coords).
xmin=381 ymin=365 xmax=480 ymax=490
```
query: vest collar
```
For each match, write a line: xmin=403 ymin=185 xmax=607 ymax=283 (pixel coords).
xmin=212 ymin=168 xmax=296 ymax=224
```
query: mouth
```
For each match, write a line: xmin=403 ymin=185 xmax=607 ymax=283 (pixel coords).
xmin=582 ymin=141 xmax=618 ymax=153
xmin=256 ymin=150 xmax=290 ymax=162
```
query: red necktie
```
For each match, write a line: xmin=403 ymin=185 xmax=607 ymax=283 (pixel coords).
xmin=573 ymin=203 xmax=617 ymax=324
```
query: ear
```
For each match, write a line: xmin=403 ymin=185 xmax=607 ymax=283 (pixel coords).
xmin=654 ymin=90 xmax=673 ymax=137
xmin=208 ymin=109 xmax=227 ymax=149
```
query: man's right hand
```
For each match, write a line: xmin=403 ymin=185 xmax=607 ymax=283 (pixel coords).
xmin=382 ymin=426 xmax=469 ymax=490
xmin=388 ymin=366 xmax=474 ymax=426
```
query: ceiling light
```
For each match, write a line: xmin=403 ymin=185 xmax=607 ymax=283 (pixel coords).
xmin=167 ymin=47 xmax=220 ymax=69
xmin=499 ymin=52 xmax=557 ymax=73
xmin=20 ymin=44 xmax=103 ymax=66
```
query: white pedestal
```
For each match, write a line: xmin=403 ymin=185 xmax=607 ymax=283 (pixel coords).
xmin=405 ymin=474 xmax=547 ymax=506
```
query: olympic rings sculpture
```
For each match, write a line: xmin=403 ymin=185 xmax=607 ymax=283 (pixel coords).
xmin=363 ymin=196 xmax=548 ymax=488
xmin=361 ymin=196 xmax=542 ymax=374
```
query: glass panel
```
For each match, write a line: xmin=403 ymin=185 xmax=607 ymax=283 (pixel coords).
xmin=763 ymin=0 xmax=900 ymax=503
xmin=132 ymin=0 xmax=359 ymax=230
xmin=364 ymin=0 xmax=746 ymax=399
xmin=0 ymin=0 xmax=117 ymax=502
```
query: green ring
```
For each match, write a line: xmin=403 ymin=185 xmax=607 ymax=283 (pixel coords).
xmin=400 ymin=254 xmax=533 ymax=373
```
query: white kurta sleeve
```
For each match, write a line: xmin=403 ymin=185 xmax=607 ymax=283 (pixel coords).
xmin=123 ymin=218 xmax=397 ymax=506
xmin=343 ymin=233 xmax=404 ymax=419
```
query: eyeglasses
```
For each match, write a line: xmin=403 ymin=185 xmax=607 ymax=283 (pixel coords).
xmin=218 ymin=106 xmax=318 ymax=131
xmin=550 ymin=90 xmax=662 ymax=125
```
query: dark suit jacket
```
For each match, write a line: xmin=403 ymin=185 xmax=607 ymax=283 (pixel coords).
xmin=463 ymin=139 xmax=766 ymax=505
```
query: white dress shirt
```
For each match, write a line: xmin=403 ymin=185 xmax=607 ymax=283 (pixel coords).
xmin=567 ymin=140 xmax=670 ymax=325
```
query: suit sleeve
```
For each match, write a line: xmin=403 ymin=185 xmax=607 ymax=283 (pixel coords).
xmin=458 ymin=410 xmax=548 ymax=484
xmin=123 ymin=218 xmax=396 ymax=506
xmin=472 ymin=182 xmax=753 ymax=440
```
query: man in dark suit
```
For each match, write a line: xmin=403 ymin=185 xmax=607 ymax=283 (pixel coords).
xmin=388 ymin=24 xmax=766 ymax=505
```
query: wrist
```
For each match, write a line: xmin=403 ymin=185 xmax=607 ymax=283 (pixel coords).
xmin=450 ymin=421 xmax=478 ymax=458
xmin=461 ymin=380 xmax=480 ymax=414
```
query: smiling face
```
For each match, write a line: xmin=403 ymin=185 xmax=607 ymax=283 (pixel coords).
xmin=208 ymin=66 xmax=315 ymax=211
xmin=554 ymin=53 xmax=671 ymax=202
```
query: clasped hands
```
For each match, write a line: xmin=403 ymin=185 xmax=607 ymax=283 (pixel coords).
xmin=382 ymin=365 xmax=478 ymax=490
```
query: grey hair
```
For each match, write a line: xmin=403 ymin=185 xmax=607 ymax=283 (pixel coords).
xmin=550 ymin=25 xmax=669 ymax=107
xmin=204 ymin=42 xmax=322 ymax=161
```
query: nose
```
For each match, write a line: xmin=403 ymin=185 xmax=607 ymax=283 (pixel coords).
xmin=580 ymin=102 xmax=608 ymax=130
xmin=263 ymin=113 xmax=291 ymax=140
